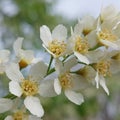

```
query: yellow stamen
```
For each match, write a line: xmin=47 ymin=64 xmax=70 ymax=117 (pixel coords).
xmin=75 ymin=37 xmax=89 ymax=54
xmin=95 ymin=60 xmax=110 ymax=77
xmin=49 ymin=40 xmax=66 ymax=57
xmin=19 ymin=59 xmax=28 ymax=69
xmin=59 ymin=73 xmax=72 ymax=89
xmin=13 ymin=111 xmax=24 ymax=120
xmin=98 ymin=29 xmax=117 ymax=42
xmin=21 ymin=80 xmax=38 ymax=96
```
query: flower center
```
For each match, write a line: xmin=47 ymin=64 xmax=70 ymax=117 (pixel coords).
xmin=59 ymin=73 xmax=72 ymax=89
xmin=21 ymin=80 xmax=38 ymax=96
xmin=19 ymin=59 xmax=28 ymax=69
xmin=98 ymin=29 xmax=117 ymax=42
xmin=95 ymin=61 xmax=110 ymax=76
xmin=75 ymin=37 xmax=89 ymax=54
xmin=49 ymin=40 xmax=66 ymax=57
xmin=13 ymin=111 xmax=24 ymax=120
xmin=112 ymin=53 xmax=120 ymax=60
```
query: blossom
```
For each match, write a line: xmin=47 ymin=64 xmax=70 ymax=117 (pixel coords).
xmin=13 ymin=37 xmax=35 ymax=69
xmin=4 ymin=107 xmax=42 ymax=120
xmin=5 ymin=61 xmax=48 ymax=117
xmin=96 ymin=15 xmax=120 ymax=50
xmin=40 ymin=24 xmax=71 ymax=58
xmin=70 ymin=22 xmax=105 ymax=64
xmin=44 ymin=56 xmax=88 ymax=105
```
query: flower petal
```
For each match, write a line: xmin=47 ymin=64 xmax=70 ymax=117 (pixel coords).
xmin=85 ymin=30 xmax=98 ymax=48
xmin=64 ymin=90 xmax=84 ymax=105
xmin=29 ymin=61 xmax=48 ymax=81
xmin=24 ymin=96 xmax=44 ymax=117
xmin=5 ymin=63 xmax=24 ymax=82
xmin=13 ymin=37 xmax=23 ymax=55
xmin=54 ymin=78 xmax=62 ymax=95
xmin=0 ymin=98 xmax=13 ymax=113
xmin=74 ymin=22 xmax=83 ymax=36
xmin=74 ymin=52 xmax=90 ymax=64
xmin=9 ymin=81 xmax=22 ymax=97
xmin=95 ymin=71 xmax=99 ymax=89
xmin=40 ymin=25 xmax=52 ymax=47
xmin=19 ymin=49 xmax=34 ymax=63
xmin=52 ymin=24 xmax=67 ymax=41
xmin=4 ymin=116 xmax=13 ymax=120
xmin=100 ymin=39 xmax=120 ymax=50
xmin=39 ymin=79 xmax=57 ymax=97
xmin=99 ymin=76 xmax=109 ymax=95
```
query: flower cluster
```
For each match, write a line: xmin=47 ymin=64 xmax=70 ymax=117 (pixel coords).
xmin=0 ymin=5 xmax=120 ymax=120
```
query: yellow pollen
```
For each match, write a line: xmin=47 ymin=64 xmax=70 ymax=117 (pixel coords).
xmin=95 ymin=61 xmax=110 ymax=77
xmin=49 ymin=40 xmax=66 ymax=57
xmin=83 ymin=29 xmax=91 ymax=36
xmin=13 ymin=111 xmax=23 ymax=120
xmin=19 ymin=59 xmax=28 ymax=69
xmin=75 ymin=37 xmax=89 ymax=54
xmin=98 ymin=29 xmax=117 ymax=42
xmin=21 ymin=80 xmax=38 ymax=96
xmin=112 ymin=53 xmax=120 ymax=60
xmin=59 ymin=73 xmax=72 ymax=89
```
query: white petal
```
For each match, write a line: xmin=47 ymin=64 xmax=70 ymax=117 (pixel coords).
xmin=0 ymin=50 xmax=10 ymax=63
xmin=29 ymin=61 xmax=48 ymax=81
xmin=19 ymin=49 xmax=34 ymax=63
xmin=42 ymin=44 xmax=57 ymax=58
xmin=52 ymin=24 xmax=67 ymax=41
xmin=64 ymin=56 xmax=78 ymax=72
xmin=74 ymin=52 xmax=89 ymax=64
xmin=64 ymin=90 xmax=84 ymax=105
xmin=13 ymin=37 xmax=23 ymax=55
xmin=95 ymin=71 xmax=99 ymax=89
xmin=29 ymin=115 xmax=42 ymax=120
xmin=85 ymin=30 xmax=98 ymax=48
xmin=0 ymin=98 xmax=13 ymax=113
xmin=74 ymin=22 xmax=83 ymax=36
xmin=54 ymin=78 xmax=62 ymax=95
xmin=39 ymin=79 xmax=57 ymax=97
xmin=101 ymin=5 xmax=118 ymax=21
xmin=4 ymin=116 xmax=13 ymax=120
xmin=100 ymin=39 xmax=120 ymax=50
xmin=55 ymin=59 xmax=63 ymax=74
xmin=9 ymin=81 xmax=22 ymax=97
xmin=99 ymin=76 xmax=109 ymax=95
xmin=24 ymin=96 xmax=44 ymax=117
xmin=40 ymin=25 xmax=52 ymax=47
xmin=5 ymin=63 xmax=24 ymax=82
xmin=86 ymin=48 xmax=106 ymax=64
xmin=71 ymin=74 xmax=88 ymax=91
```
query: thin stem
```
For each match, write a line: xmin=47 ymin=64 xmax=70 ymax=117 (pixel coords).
xmin=47 ymin=55 xmax=53 ymax=74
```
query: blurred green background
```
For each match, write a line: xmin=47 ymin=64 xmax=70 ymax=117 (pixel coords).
xmin=0 ymin=0 xmax=120 ymax=120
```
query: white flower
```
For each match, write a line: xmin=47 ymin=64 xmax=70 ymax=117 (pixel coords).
xmin=0 ymin=50 xmax=10 ymax=74
xmin=78 ymin=15 xmax=96 ymax=36
xmin=13 ymin=37 xmax=35 ymax=68
xmin=5 ymin=61 xmax=48 ymax=117
xmin=4 ymin=107 xmax=42 ymax=120
xmin=70 ymin=22 xmax=105 ymax=64
xmin=100 ymin=5 xmax=119 ymax=22
xmin=40 ymin=24 xmax=71 ymax=58
xmin=47 ymin=57 xmax=87 ymax=105
xmin=0 ymin=98 xmax=13 ymax=113
xmin=97 ymin=15 xmax=120 ymax=50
